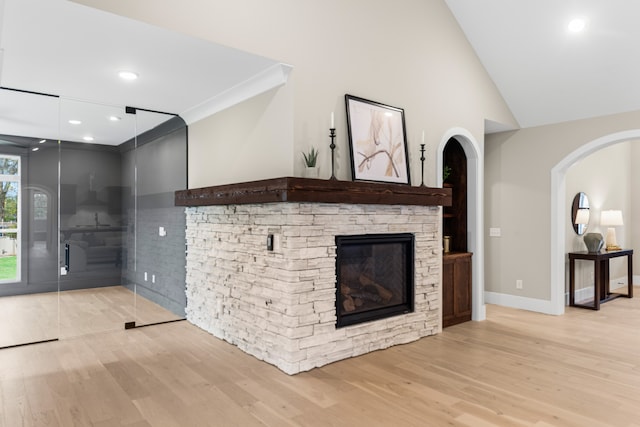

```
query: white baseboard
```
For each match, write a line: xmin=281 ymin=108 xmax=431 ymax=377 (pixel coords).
xmin=486 ymin=275 xmax=637 ymax=316
xmin=484 ymin=291 xmax=556 ymax=315
xmin=564 ymin=275 xmax=635 ymax=305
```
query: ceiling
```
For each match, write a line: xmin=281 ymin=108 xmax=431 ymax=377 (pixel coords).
xmin=2 ymin=1 xmax=638 ymax=145
xmin=445 ymin=0 xmax=640 ymax=130
xmin=0 ymin=0 xmax=287 ymax=146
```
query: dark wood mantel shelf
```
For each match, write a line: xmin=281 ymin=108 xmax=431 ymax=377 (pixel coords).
xmin=175 ymin=177 xmax=452 ymax=207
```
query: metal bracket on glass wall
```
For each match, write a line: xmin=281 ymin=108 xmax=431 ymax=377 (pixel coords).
xmin=125 ymin=105 xmax=179 ymax=117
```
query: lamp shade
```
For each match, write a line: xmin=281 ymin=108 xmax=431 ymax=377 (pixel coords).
xmin=601 ymin=210 xmax=623 ymax=226
xmin=574 ymin=208 xmax=589 ymax=225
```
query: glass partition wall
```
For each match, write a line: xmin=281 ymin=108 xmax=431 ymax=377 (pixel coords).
xmin=58 ymin=98 xmax=137 ymax=338
xmin=0 ymin=88 xmax=60 ymax=348
xmin=58 ymin=100 xmax=187 ymax=337
xmin=0 ymin=90 xmax=187 ymax=348
xmin=126 ymin=109 xmax=187 ymax=327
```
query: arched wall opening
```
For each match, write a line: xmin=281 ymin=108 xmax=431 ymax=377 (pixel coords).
xmin=437 ymin=128 xmax=486 ymax=322
xmin=550 ymin=129 xmax=640 ymax=315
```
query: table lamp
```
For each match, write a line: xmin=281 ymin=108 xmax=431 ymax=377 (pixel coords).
xmin=600 ymin=209 xmax=623 ymax=251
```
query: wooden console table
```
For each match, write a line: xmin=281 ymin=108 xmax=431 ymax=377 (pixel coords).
xmin=568 ymin=249 xmax=633 ymax=310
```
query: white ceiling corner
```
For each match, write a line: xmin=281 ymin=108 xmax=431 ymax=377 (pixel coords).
xmin=0 ymin=0 xmax=284 ymax=145
xmin=485 ymin=119 xmax=516 ymax=135
xmin=181 ymin=63 xmax=293 ymax=126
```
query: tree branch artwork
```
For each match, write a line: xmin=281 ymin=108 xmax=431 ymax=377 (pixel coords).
xmin=345 ymin=95 xmax=410 ymax=184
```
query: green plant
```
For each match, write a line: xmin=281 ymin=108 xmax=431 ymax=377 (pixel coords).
xmin=0 ymin=256 xmax=17 ymax=280
xmin=302 ymin=147 xmax=318 ymax=167
xmin=443 ymin=165 xmax=452 ymax=182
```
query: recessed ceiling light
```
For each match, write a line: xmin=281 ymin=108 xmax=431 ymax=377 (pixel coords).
xmin=39 ymin=139 xmax=46 ymax=144
xmin=109 ymin=115 xmax=122 ymax=122
xmin=83 ymin=136 xmax=95 ymax=142
xmin=118 ymin=70 xmax=139 ymax=81
xmin=32 ymin=147 xmax=39 ymax=152
xmin=568 ymin=17 xmax=587 ymax=33
xmin=68 ymin=119 xmax=82 ymax=125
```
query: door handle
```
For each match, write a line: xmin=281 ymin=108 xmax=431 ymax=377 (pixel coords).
xmin=64 ymin=243 xmax=70 ymax=272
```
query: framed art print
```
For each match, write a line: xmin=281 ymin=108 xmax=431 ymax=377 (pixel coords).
xmin=345 ymin=94 xmax=410 ymax=184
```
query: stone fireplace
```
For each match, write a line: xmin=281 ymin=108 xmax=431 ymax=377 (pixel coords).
xmin=176 ymin=177 xmax=450 ymax=374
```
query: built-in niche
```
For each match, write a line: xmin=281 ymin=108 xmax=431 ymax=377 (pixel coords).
xmin=443 ymin=138 xmax=467 ymax=252
xmin=442 ymin=137 xmax=472 ymax=327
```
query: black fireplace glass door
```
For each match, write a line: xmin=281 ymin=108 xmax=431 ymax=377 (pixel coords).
xmin=336 ymin=233 xmax=414 ymax=327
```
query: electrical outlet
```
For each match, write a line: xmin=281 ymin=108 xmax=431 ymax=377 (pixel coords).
xmin=516 ymin=279 xmax=523 ymax=289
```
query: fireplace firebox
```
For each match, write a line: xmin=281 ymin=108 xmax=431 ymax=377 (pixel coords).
xmin=336 ymin=233 xmax=414 ymax=327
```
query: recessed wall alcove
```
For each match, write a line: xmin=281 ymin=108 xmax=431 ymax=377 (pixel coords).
xmin=442 ymin=138 xmax=472 ymax=327
xmin=176 ymin=177 xmax=451 ymax=374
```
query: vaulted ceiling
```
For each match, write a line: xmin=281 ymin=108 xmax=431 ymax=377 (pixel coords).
xmin=445 ymin=0 xmax=640 ymax=129
xmin=2 ymin=0 xmax=638 ymax=145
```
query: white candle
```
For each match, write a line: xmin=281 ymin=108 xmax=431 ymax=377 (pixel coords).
xmin=422 ymin=130 xmax=425 ymax=144
xmin=331 ymin=112 xmax=335 ymax=128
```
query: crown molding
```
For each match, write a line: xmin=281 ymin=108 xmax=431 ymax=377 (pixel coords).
xmin=180 ymin=62 xmax=292 ymax=125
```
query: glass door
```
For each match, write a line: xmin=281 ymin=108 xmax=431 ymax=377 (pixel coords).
xmin=58 ymin=98 xmax=136 ymax=338
xmin=128 ymin=109 xmax=187 ymax=327
xmin=0 ymin=88 xmax=59 ymax=348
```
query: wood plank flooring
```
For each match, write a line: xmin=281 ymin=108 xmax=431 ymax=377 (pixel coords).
xmin=1 ymin=288 xmax=639 ymax=426
xmin=0 ymin=286 xmax=182 ymax=348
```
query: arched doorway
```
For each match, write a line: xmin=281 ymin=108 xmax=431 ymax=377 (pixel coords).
xmin=437 ymin=128 xmax=485 ymax=322
xmin=550 ymin=130 xmax=640 ymax=315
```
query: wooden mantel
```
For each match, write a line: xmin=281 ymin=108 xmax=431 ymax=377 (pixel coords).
xmin=175 ymin=177 xmax=451 ymax=207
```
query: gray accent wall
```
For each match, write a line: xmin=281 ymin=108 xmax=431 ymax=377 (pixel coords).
xmin=121 ymin=117 xmax=188 ymax=318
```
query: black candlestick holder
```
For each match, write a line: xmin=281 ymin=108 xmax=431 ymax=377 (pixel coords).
xmin=329 ymin=128 xmax=337 ymax=180
xmin=419 ymin=143 xmax=426 ymax=187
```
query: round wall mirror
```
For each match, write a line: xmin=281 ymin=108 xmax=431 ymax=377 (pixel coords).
xmin=571 ymin=192 xmax=590 ymax=235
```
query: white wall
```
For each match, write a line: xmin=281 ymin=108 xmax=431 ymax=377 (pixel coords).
xmin=188 ymin=85 xmax=294 ymax=188
xmin=632 ymin=143 xmax=640 ymax=276
xmin=73 ymin=0 xmax=517 ymax=189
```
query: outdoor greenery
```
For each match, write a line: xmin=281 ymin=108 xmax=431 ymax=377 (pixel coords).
xmin=0 ymin=158 xmax=18 ymax=225
xmin=0 ymin=157 xmax=18 ymax=281
xmin=0 ymin=256 xmax=17 ymax=280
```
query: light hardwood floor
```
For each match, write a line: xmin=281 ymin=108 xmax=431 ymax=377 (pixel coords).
xmin=0 ymin=286 xmax=183 ymax=348
xmin=1 ymin=288 xmax=639 ymax=426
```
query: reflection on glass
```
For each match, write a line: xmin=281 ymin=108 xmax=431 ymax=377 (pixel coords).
xmin=0 ymin=88 xmax=59 ymax=348
xmin=571 ymin=192 xmax=590 ymax=236
xmin=130 ymin=109 xmax=187 ymax=327
xmin=58 ymin=98 xmax=137 ymax=339
xmin=0 ymin=171 xmax=19 ymax=282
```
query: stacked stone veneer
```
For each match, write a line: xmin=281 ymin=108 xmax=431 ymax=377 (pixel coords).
xmin=185 ymin=202 xmax=441 ymax=375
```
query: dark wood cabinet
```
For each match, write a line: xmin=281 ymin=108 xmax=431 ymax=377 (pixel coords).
xmin=442 ymin=138 xmax=472 ymax=327
xmin=442 ymin=252 xmax=472 ymax=327
xmin=443 ymin=140 xmax=467 ymax=253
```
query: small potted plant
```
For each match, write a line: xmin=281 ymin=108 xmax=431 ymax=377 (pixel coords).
xmin=302 ymin=147 xmax=319 ymax=178
xmin=443 ymin=165 xmax=452 ymax=182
